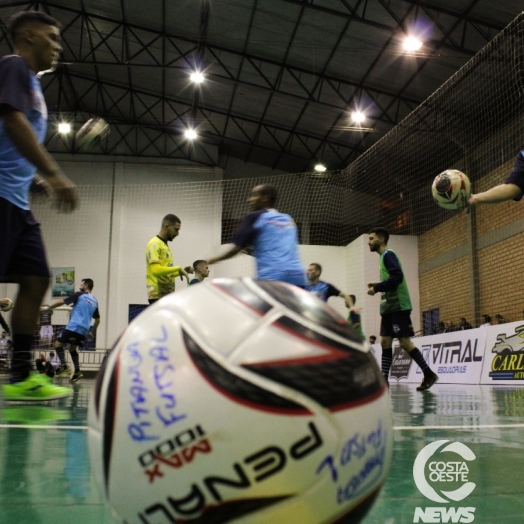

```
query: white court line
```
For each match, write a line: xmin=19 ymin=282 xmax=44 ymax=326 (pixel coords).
xmin=1 ymin=423 xmax=524 ymax=431
xmin=393 ymin=424 xmax=524 ymax=430
xmin=0 ymin=424 xmax=89 ymax=430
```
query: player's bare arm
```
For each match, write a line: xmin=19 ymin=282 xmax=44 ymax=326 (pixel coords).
xmin=43 ymin=299 xmax=66 ymax=310
xmin=0 ymin=107 xmax=77 ymax=212
xmin=208 ymin=245 xmax=243 ymax=265
xmin=469 ymin=183 xmax=521 ymax=205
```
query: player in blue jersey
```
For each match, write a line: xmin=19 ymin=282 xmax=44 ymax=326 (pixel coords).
xmin=207 ymin=184 xmax=307 ymax=286
xmin=305 ymin=263 xmax=352 ymax=307
xmin=1 ymin=12 xmax=77 ymax=401
xmin=44 ymin=279 xmax=100 ymax=383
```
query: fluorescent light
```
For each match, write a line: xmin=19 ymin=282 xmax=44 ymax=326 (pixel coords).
xmin=58 ymin=122 xmax=71 ymax=134
xmin=314 ymin=164 xmax=327 ymax=172
xmin=403 ymin=36 xmax=422 ymax=52
xmin=190 ymin=71 xmax=205 ymax=84
xmin=185 ymin=129 xmax=198 ymax=140
xmin=351 ymin=111 xmax=366 ymax=124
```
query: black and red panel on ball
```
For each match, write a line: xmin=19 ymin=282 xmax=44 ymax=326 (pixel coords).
xmin=183 ymin=329 xmax=311 ymax=415
xmin=243 ymin=316 xmax=384 ymax=411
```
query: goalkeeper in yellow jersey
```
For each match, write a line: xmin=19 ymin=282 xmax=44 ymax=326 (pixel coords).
xmin=146 ymin=214 xmax=192 ymax=304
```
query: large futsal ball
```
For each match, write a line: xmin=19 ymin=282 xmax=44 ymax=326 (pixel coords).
xmin=76 ymin=117 xmax=109 ymax=148
xmin=88 ymin=278 xmax=392 ymax=524
xmin=432 ymin=169 xmax=471 ymax=210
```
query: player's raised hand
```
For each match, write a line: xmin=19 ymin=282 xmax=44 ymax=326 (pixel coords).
xmin=184 ymin=266 xmax=194 ymax=274
xmin=45 ymin=171 xmax=78 ymax=212
xmin=30 ymin=174 xmax=52 ymax=199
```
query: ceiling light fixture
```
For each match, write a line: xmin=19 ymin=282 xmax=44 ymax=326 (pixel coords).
xmin=351 ymin=111 xmax=366 ymax=124
xmin=185 ymin=129 xmax=198 ymax=140
xmin=314 ymin=164 xmax=327 ymax=173
xmin=58 ymin=122 xmax=71 ymax=134
xmin=403 ymin=36 xmax=423 ymax=52
xmin=190 ymin=71 xmax=205 ymax=84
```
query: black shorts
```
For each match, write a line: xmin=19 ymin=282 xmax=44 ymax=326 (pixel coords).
xmin=57 ymin=329 xmax=85 ymax=346
xmin=0 ymin=197 xmax=51 ymax=281
xmin=380 ymin=311 xmax=414 ymax=338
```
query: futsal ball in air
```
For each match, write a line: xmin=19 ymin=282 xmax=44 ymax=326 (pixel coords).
xmin=0 ymin=298 xmax=13 ymax=312
xmin=76 ymin=117 xmax=109 ymax=148
xmin=432 ymin=169 xmax=471 ymax=210
xmin=88 ymin=278 xmax=392 ymax=524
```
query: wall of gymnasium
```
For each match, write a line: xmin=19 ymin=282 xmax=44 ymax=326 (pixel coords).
xmin=0 ymin=157 xmax=419 ymax=349
xmin=419 ymin=155 xmax=524 ymax=329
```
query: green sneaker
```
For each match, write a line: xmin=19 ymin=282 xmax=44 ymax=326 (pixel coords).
xmin=2 ymin=406 xmax=70 ymax=424
xmin=3 ymin=374 xmax=73 ymax=401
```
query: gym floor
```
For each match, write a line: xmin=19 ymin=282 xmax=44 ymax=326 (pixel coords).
xmin=0 ymin=380 xmax=522 ymax=524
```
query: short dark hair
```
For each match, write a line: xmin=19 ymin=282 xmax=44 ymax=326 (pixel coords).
xmin=193 ymin=260 xmax=207 ymax=269
xmin=82 ymin=278 xmax=94 ymax=290
xmin=483 ymin=314 xmax=491 ymax=322
xmin=257 ymin=184 xmax=278 ymax=207
xmin=9 ymin=11 xmax=60 ymax=44
xmin=163 ymin=214 xmax=181 ymax=225
xmin=309 ymin=263 xmax=322 ymax=274
xmin=369 ymin=227 xmax=389 ymax=244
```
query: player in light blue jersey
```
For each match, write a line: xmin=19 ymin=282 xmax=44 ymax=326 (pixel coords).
xmin=45 ymin=279 xmax=100 ymax=383
xmin=208 ymin=184 xmax=307 ymax=286
xmin=1 ymin=11 xmax=77 ymax=401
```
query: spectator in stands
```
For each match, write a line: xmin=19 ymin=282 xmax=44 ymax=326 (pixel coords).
xmin=369 ymin=335 xmax=377 ymax=344
xmin=0 ymin=331 xmax=12 ymax=368
xmin=481 ymin=314 xmax=491 ymax=327
xmin=0 ymin=311 xmax=10 ymax=335
xmin=437 ymin=321 xmax=448 ymax=334
xmin=495 ymin=314 xmax=507 ymax=324
xmin=35 ymin=352 xmax=55 ymax=377
xmin=458 ymin=317 xmax=472 ymax=330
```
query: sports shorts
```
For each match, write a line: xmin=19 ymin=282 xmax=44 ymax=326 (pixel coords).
xmin=0 ymin=197 xmax=50 ymax=281
xmin=380 ymin=310 xmax=415 ymax=338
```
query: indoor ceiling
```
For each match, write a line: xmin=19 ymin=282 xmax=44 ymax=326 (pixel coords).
xmin=0 ymin=0 xmax=522 ymax=173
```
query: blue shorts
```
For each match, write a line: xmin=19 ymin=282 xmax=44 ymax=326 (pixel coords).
xmin=380 ymin=311 xmax=414 ymax=339
xmin=57 ymin=329 xmax=85 ymax=346
xmin=0 ymin=197 xmax=50 ymax=281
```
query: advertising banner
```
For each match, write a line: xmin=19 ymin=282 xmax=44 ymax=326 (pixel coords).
xmin=480 ymin=321 xmax=524 ymax=384
xmin=387 ymin=329 xmax=486 ymax=385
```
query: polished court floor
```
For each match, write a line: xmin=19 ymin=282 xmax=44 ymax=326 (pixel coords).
xmin=0 ymin=380 xmax=522 ymax=523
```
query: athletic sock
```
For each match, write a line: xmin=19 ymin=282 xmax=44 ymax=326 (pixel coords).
xmin=10 ymin=334 xmax=33 ymax=383
xmin=55 ymin=346 xmax=67 ymax=367
xmin=381 ymin=348 xmax=393 ymax=380
xmin=409 ymin=347 xmax=431 ymax=375
xmin=70 ymin=348 xmax=80 ymax=374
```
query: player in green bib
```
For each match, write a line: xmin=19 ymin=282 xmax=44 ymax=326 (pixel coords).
xmin=367 ymin=227 xmax=438 ymax=391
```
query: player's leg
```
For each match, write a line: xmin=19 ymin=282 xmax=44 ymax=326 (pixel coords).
xmin=54 ymin=333 xmax=72 ymax=375
xmin=9 ymin=275 xmax=48 ymax=381
xmin=0 ymin=198 xmax=71 ymax=401
xmin=68 ymin=336 xmax=84 ymax=383
xmin=396 ymin=313 xmax=438 ymax=390
xmin=379 ymin=314 xmax=395 ymax=386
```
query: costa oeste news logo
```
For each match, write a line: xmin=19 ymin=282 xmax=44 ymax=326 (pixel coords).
xmin=413 ymin=440 xmax=476 ymax=523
